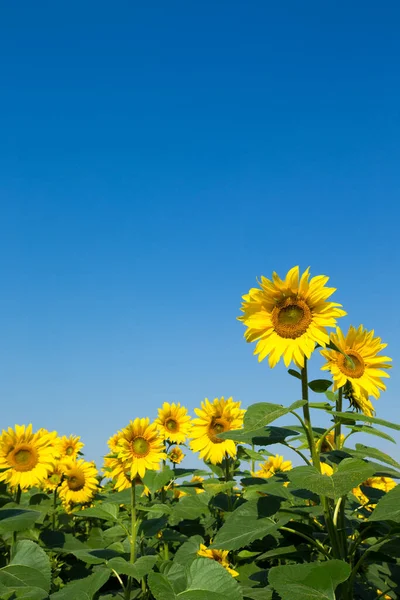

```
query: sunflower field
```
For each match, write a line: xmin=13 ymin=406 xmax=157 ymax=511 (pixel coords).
xmin=1 ymin=266 xmax=399 ymax=600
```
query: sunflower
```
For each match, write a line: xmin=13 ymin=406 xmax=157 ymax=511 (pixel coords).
xmin=252 ymin=454 xmax=292 ymax=478
xmin=42 ymin=462 xmax=66 ymax=492
xmin=191 ymin=475 xmax=205 ymax=494
xmin=168 ymin=446 xmax=185 ymax=464
xmin=238 ymin=266 xmax=346 ymax=369
xmin=341 ymin=382 xmax=375 ymax=417
xmin=58 ymin=459 xmax=98 ymax=508
xmin=103 ymin=456 xmax=131 ymax=492
xmin=320 ymin=462 xmax=334 ymax=476
xmin=320 ymin=431 xmax=345 ymax=452
xmin=352 ymin=477 xmax=396 ymax=510
xmin=198 ymin=544 xmax=238 ymax=577
xmin=155 ymin=403 xmax=191 ymax=444
xmin=0 ymin=425 xmax=58 ymax=490
xmin=59 ymin=435 xmax=84 ymax=460
xmin=116 ymin=418 xmax=166 ymax=479
xmin=107 ymin=431 xmax=121 ymax=453
xmin=190 ymin=397 xmax=245 ymax=465
xmin=321 ymin=326 xmax=391 ymax=402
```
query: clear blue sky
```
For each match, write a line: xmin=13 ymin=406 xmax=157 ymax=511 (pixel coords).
xmin=1 ymin=1 xmax=399 ymax=467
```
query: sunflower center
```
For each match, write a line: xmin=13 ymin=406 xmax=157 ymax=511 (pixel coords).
xmin=338 ymin=350 xmax=365 ymax=378
xmin=208 ymin=418 xmax=228 ymax=443
xmin=272 ymin=298 xmax=312 ymax=339
xmin=132 ymin=437 xmax=150 ymax=457
xmin=165 ymin=418 xmax=178 ymax=433
xmin=9 ymin=444 xmax=38 ymax=472
xmin=65 ymin=446 xmax=74 ymax=456
xmin=67 ymin=468 xmax=85 ymax=491
xmin=49 ymin=473 xmax=62 ymax=485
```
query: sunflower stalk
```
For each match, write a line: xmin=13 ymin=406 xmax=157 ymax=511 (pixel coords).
xmin=10 ymin=485 xmax=22 ymax=561
xmin=125 ymin=479 xmax=138 ymax=600
xmin=300 ymin=359 xmax=343 ymax=560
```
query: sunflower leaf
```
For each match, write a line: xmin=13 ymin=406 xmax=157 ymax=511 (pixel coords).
xmin=332 ymin=412 xmax=400 ymax=432
xmin=143 ymin=466 xmax=175 ymax=495
xmin=308 ymin=379 xmax=332 ymax=393
xmin=268 ymin=560 xmax=351 ymax=600
xmin=0 ymin=508 xmax=42 ymax=533
xmin=369 ymin=485 xmax=400 ymax=523
xmin=288 ymin=369 xmax=302 ymax=380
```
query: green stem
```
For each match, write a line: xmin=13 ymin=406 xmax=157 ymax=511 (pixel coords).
xmin=52 ymin=489 xmax=57 ymax=531
xmin=347 ymin=532 xmax=396 ymax=591
xmin=163 ymin=541 xmax=169 ymax=561
xmin=11 ymin=486 xmax=22 ymax=561
xmin=225 ymin=456 xmax=232 ymax=511
xmin=282 ymin=442 xmax=311 ymax=466
xmin=279 ymin=526 xmax=331 ymax=559
xmin=125 ymin=480 xmax=137 ymax=600
xmin=335 ymin=388 xmax=343 ymax=449
xmin=301 ymin=359 xmax=319 ymax=468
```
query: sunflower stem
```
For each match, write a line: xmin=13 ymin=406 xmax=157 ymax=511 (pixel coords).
xmin=125 ymin=480 xmax=137 ymax=600
xmin=52 ymin=489 xmax=57 ymax=531
xmin=335 ymin=387 xmax=343 ymax=449
xmin=224 ymin=456 xmax=232 ymax=511
xmin=301 ymin=359 xmax=343 ymax=560
xmin=11 ymin=486 xmax=22 ymax=561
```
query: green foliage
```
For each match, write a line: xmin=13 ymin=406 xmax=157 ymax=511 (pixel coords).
xmin=269 ymin=560 xmax=351 ymax=600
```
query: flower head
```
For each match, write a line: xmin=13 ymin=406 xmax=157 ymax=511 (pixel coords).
xmin=252 ymin=454 xmax=292 ymax=478
xmin=321 ymin=326 xmax=391 ymax=401
xmin=59 ymin=435 xmax=84 ymax=460
xmin=320 ymin=431 xmax=345 ymax=452
xmin=0 ymin=425 xmax=58 ymax=490
xmin=58 ymin=459 xmax=98 ymax=509
xmin=198 ymin=544 xmax=238 ymax=577
xmin=352 ymin=476 xmax=396 ymax=510
xmin=155 ymin=403 xmax=191 ymax=444
xmin=115 ymin=418 xmax=166 ymax=479
xmin=168 ymin=446 xmax=185 ymax=464
xmin=239 ymin=266 xmax=345 ymax=368
xmin=190 ymin=397 xmax=245 ymax=465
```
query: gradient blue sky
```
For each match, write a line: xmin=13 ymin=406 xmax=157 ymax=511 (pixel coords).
xmin=1 ymin=2 xmax=399 ymax=467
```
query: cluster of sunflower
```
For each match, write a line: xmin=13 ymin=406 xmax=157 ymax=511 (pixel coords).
xmin=239 ymin=265 xmax=395 ymax=501
xmin=0 ymin=426 xmax=97 ymax=511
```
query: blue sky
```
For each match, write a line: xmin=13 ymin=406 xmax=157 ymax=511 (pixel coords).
xmin=1 ymin=1 xmax=399 ymax=468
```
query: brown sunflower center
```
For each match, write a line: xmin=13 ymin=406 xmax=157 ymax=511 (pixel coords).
xmin=67 ymin=469 xmax=85 ymax=491
xmin=271 ymin=298 xmax=312 ymax=339
xmin=132 ymin=437 xmax=150 ymax=457
xmin=208 ymin=418 xmax=229 ymax=443
xmin=165 ymin=418 xmax=178 ymax=433
xmin=9 ymin=444 xmax=38 ymax=472
xmin=65 ymin=445 xmax=74 ymax=456
xmin=338 ymin=350 xmax=365 ymax=378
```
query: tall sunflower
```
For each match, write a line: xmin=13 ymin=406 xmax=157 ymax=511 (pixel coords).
xmin=238 ymin=266 xmax=346 ymax=368
xmin=0 ymin=425 xmax=58 ymax=490
xmin=58 ymin=459 xmax=98 ymax=508
xmin=168 ymin=446 xmax=185 ymax=464
xmin=59 ymin=435 xmax=84 ymax=460
xmin=116 ymin=418 xmax=166 ymax=479
xmin=321 ymin=325 xmax=392 ymax=401
xmin=155 ymin=403 xmax=191 ymax=444
xmin=190 ymin=397 xmax=245 ymax=465
xmin=42 ymin=462 xmax=66 ymax=492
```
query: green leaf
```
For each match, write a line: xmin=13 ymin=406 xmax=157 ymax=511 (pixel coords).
xmin=288 ymin=369 xmax=302 ymax=380
xmin=243 ymin=400 xmax=307 ymax=431
xmin=308 ymin=379 xmax=332 ymax=393
xmin=50 ymin=568 xmax=110 ymax=599
xmin=212 ymin=496 xmax=287 ymax=550
xmin=268 ymin=560 xmax=350 ymax=600
xmin=174 ymin=535 xmax=204 ymax=566
xmin=169 ymin=493 xmax=211 ymax=526
xmin=332 ymin=411 xmax=400 ymax=431
xmin=288 ymin=459 xmax=376 ymax=501
xmin=74 ymin=503 xmax=119 ymax=521
xmin=9 ymin=541 xmax=51 ymax=592
xmin=178 ymin=558 xmax=243 ymax=600
xmin=143 ymin=467 xmax=174 ymax=495
xmin=148 ymin=572 xmax=176 ymax=600
xmin=0 ymin=566 xmax=50 ymax=594
xmin=369 ymin=484 xmax=400 ymax=523
xmin=343 ymin=444 xmax=400 ymax=470
xmin=346 ymin=425 xmax=396 ymax=444
xmin=0 ymin=508 xmax=42 ymax=533
xmin=70 ymin=548 xmax=122 ymax=565
xmin=218 ymin=426 xmax=300 ymax=445
xmin=108 ymin=555 xmax=157 ymax=580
